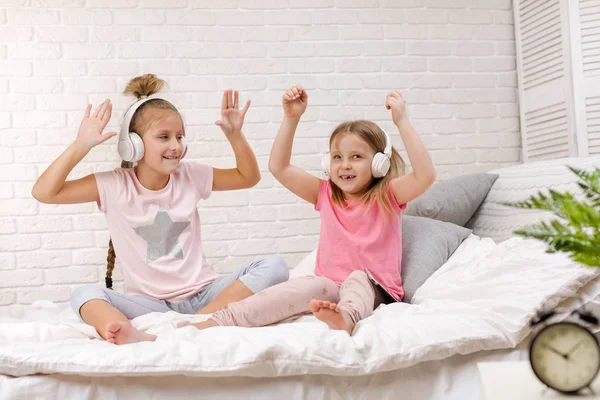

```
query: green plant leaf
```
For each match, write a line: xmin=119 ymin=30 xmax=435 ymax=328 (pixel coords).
xmin=506 ymin=165 xmax=600 ymax=269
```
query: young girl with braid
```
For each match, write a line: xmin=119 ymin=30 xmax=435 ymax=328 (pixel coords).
xmin=32 ymin=74 xmax=288 ymax=345
xmin=181 ymin=85 xmax=435 ymax=335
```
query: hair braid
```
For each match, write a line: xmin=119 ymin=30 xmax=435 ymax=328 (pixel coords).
xmin=105 ymin=160 xmax=133 ymax=289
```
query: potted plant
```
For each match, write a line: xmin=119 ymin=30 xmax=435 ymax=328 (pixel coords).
xmin=505 ymin=166 xmax=600 ymax=269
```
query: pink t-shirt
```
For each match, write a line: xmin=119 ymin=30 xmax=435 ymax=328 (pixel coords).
xmin=314 ymin=180 xmax=407 ymax=301
xmin=94 ymin=162 xmax=219 ymax=302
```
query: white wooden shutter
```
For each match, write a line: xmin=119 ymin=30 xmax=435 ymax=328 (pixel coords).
xmin=513 ymin=0 xmax=600 ymax=160
xmin=580 ymin=0 xmax=600 ymax=154
xmin=514 ymin=0 xmax=576 ymax=162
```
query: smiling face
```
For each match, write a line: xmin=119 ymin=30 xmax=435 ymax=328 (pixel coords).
xmin=329 ymin=132 xmax=376 ymax=200
xmin=137 ymin=108 xmax=186 ymax=176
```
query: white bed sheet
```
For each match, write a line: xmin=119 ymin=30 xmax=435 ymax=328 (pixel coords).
xmin=0 ymin=236 xmax=598 ymax=380
xmin=0 ymin=342 xmax=531 ymax=400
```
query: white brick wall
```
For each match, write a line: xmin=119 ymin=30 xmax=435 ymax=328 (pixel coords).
xmin=0 ymin=0 xmax=520 ymax=307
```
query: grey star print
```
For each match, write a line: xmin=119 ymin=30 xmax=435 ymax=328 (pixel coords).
xmin=133 ymin=207 xmax=191 ymax=264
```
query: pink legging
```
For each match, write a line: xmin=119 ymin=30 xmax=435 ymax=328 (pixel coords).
xmin=210 ymin=270 xmax=389 ymax=328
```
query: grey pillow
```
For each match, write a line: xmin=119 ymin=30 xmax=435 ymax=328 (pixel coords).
xmin=401 ymin=215 xmax=472 ymax=303
xmin=405 ymin=173 xmax=498 ymax=227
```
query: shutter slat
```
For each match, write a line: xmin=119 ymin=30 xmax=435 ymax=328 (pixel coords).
xmin=520 ymin=1 xmax=560 ymax=31
xmin=523 ymin=68 xmax=563 ymax=89
xmin=528 ymin=144 xmax=570 ymax=159
xmin=587 ymin=96 xmax=600 ymax=153
xmin=522 ymin=33 xmax=562 ymax=58
xmin=526 ymin=120 xmax=568 ymax=136
xmin=528 ymin=136 xmax=569 ymax=152
xmin=524 ymin=54 xmax=563 ymax=75
xmin=522 ymin=13 xmax=561 ymax=41
xmin=523 ymin=42 xmax=564 ymax=67
xmin=521 ymin=0 xmax=550 ymax=16
xmin=525 ymin=104 xmax=567 ymax=124
xmin=527 ymin=129 xmax=570 ymax=145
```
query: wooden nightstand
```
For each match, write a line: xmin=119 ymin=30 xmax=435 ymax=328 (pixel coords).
xmin=478 ymin=361 xmax=600 ymax=399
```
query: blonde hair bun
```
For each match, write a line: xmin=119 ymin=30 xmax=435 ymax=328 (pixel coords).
xmin=123 ymin=74 xmax=166 ymax=100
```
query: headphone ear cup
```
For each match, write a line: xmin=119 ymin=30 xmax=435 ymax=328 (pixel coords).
xmin=118 ymin=137 xmax=134 ymax=162
xmin=180 ymin=136 xmax=188 ymax=160
xmin=371 ymin=152 xmax=391 ymax=178
xmin=322 ymin=153 xmax=330 ymax=176
xmin=129 ymin=132 xmax=144 ymax=162
xmin=380 ymin=157 xmax=391 ymax=177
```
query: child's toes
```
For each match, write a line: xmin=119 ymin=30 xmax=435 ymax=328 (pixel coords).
xmin=309 ymin=299 xmax=320 ymax=312
xmin=329 ymin=303 xmax=338 ymax=311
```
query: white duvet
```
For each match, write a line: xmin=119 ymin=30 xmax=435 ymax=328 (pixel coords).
xmin=0 ymin=236 xmax=598 ymax=378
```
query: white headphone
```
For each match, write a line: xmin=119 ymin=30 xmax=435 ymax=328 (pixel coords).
xmin=118 ymin=95 xmax=188 ymax=163
xmin=322 ymin=130 xmax=392 ymax=179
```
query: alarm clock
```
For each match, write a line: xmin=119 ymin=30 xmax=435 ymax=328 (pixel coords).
xmin=529 ymin=308 xmax=600 ymax=394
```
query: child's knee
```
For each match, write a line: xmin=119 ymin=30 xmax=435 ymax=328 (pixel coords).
xmin=262 ymin=255 xmax=290 ymax=286
xmin=312 ymin=277 xmax=340 ymax=301
xmin=70 ymin=285 xmax=111 ymax=318
xmin=348 ymin=270 xmax=368 ymax=282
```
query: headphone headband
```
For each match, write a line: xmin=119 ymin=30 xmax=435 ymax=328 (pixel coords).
xmin=119 ymin=94 xmax=167 ymax=143
xmin=382 ymin=129 xmax=392 ymax=156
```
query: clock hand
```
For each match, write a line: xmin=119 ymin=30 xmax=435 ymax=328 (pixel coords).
xmin=540 ymin=343 xmax=567 ymax=359
xmin=565 ymin=340 xmax=584 ymax=358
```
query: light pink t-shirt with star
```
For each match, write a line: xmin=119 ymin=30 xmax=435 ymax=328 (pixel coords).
xmin=94 ymin=162 xmax=219 ymax=302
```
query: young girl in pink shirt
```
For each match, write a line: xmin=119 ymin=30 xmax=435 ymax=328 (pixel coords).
xmin=31 ymin=74 xmax=289 ymax=345
xmin=183 ymin=85 xmax=435 ymax=335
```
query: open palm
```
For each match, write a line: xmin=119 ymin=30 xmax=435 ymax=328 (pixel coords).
xmin=216 ymin=89 xmax=250 ymax=137
xmin=76 ymin=100 xmax=117 ymax=150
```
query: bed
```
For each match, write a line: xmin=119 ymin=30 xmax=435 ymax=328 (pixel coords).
xmin=1 ymin=156 xmax=599 ymax=400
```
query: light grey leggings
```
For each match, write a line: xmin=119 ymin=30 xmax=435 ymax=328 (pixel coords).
xmin=70 ymin=255 xmax=289 ymax=320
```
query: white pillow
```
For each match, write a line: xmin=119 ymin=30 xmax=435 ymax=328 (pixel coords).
xmin=467 ymin=156 xmax=600 ymax=242
xmin=289 ymin=249 xmax=317 ymax=279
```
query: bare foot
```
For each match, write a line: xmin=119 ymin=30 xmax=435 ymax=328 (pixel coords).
xmin=310 ymin=299 xmax=355 ymax=335
xmin=177 ymin=319 xmax=219 ymax=330
xmin=104 ymin=321 xmax=156 ymax=345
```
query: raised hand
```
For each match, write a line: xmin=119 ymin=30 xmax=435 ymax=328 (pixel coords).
xmin=282 ymin=84 xmax=308 ymax=119
xmin=75 ymin=100 xmax=117 ymax=150
xmin=215 ymin=89 xmax=251 ymax=138
xmin=385 ymin=90 xmax=407 ymax=127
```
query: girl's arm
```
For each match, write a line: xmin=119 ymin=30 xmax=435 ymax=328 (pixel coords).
xmin=212 ymin=89 xmax=261 ymax=191
xmin=387 ymin=91 xmax=436 ymax=205
xmin=31 ymin=100 xmax=117 ymax=204
xmin=268 ymin=85 xmax=321 ymax=205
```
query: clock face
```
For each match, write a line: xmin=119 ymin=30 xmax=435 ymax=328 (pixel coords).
xmin=530 ymin=322 xmax=600 ymax=393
